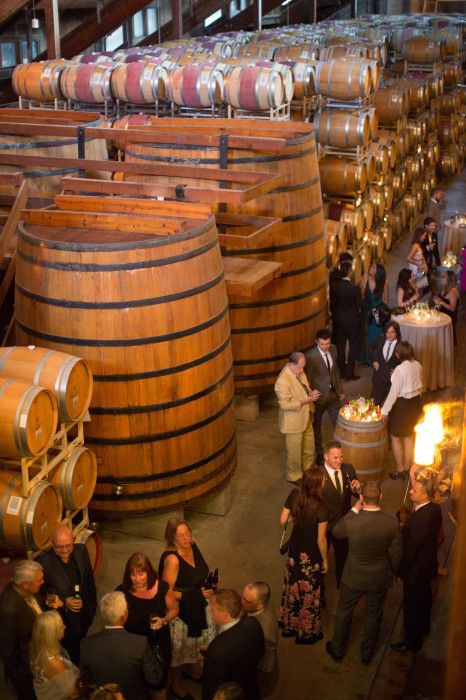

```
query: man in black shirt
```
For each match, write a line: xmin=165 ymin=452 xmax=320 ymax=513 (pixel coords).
xmin=38 ymin=524 xmax=97 ymax=664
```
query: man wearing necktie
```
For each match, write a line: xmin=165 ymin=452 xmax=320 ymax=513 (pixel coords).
xmin=274 ymin=352 xmax=321 ymax=484
xmin=305 ymin=329 xmax=345 ymax=466
xmin=320 ymin=441 xmax=360 ymax=589
xmin=0 ymin=559 xmax=44 ymax=699
xmin=368 ymin=321 xmax=402 ymax=407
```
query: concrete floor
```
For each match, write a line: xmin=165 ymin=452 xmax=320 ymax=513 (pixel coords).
xmin=1 ymin=170 xmax=464 ymax=699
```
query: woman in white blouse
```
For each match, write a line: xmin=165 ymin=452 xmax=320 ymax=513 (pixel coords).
xmin=381 ymin=341 xmax=423 ymax=480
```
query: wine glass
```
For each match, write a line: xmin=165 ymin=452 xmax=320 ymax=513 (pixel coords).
xmin=46 ymin=588 xmax=59 ymax=607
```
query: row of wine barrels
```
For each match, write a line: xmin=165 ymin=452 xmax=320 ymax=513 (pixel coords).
xmin=0 ymin=472 xmax=62 ymax=550
xmin=0 ymin=377 xmax=57 ymax=458
xmin=0 ymin=346 xmax=92 ymax=423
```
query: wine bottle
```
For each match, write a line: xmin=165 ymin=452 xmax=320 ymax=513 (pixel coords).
xmin=73 ymin=584 xmax=81 ymax=601
xmin=204 ymin=572 xmax=214 ymax=590
xmin=212 ymin=568 xmax=219 ymax=590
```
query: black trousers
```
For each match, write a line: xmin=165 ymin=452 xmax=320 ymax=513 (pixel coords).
xmin=333 ymin=320 xmax=360 ymax=379
xmin=314 ymin=392 xmax=341 ymax=457
xmin=332 ymin=583 xmax=388 ymax=660
xmin=403 ymin=581 xmax=432 ymax=651
xmin=326 ymin=530 xmax=349 ymax=588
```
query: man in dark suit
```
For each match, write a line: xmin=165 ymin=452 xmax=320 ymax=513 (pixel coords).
xmin=80 ymin=591 xmax=163 ymax=700
xmin=391 ymin=468 xmax=442 ymax=653
xmin=305 ymin=328 xmax=345 ymax=465
xmin=0 ymin=559 xmax=44 ymax=700
xmin=329 ymin=252 xmax=354 ymax=319
xmin=330 ymin=260 xmax=361 ymax=381
xmin=368 ymin=320 xmax=401 ymax=407
xmin=38 ymin=524 xmax=97 ymax=664
xmin=326 ymin=482 xmax=403 ymax=664
xmin=203 ymin=588 xmax=265 ymax=700
xmin=321 ymin=440 xmax=361 ymax=588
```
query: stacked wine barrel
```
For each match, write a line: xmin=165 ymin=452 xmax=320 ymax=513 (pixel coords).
xmin=0 ymin=346 xmax=95 ymax=552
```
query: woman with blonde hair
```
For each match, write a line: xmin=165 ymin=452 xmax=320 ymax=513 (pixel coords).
xmin=29 ymin=610 xmax=79 ymax=700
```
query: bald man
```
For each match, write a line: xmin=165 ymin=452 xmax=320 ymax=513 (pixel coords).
xmin=38 ymin=524 xmax=97 ymax=664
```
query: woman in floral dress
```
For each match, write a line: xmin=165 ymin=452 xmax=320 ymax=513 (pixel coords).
xmin=279 ymin=467 xmax=328 ymax=644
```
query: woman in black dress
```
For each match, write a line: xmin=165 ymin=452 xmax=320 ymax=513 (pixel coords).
xmin=278 ymin=467 xmax=328 ymax=644
xmin=433 ymin=269 xmax=459 ymax=346
xmin=369 ymin=320 xmax=402 ymax=407
xmin=396 ymin=268 xmax=420 ymax=309
xmin=159 ymin=518 xmax=216 ymax=700
xmin=116 ymin=552 xmax=178 ymax=699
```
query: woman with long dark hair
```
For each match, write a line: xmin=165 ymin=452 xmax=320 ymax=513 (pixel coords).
xmin=407 ymin=228 xmax=429 ymax=292
xmin=359 ymin=260 xmax=389 ymax=363
xmin=396 ymin=268 xmax=420 ymax=308
xmin=278 ymin=467 xmax=328 ymax=644
xmin=433 ymin=269 xmax=459 ymax=346
xmin=116 ymin=552 xmax=178 ymax=699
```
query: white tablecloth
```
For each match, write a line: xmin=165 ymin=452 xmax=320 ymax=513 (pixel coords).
xmin=440 ymin=219 xmax=466 ymax=257
xmin=394 ymin=312 xmax=454 ymax=391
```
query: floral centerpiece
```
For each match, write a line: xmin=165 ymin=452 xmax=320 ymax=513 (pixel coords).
xmin=410 ymin=302 xmax=440 ymax=322
xmin=441 ymin=251 xmax=458 ymax=268
xmin=340 ymin=397 xmax=381 ymax=422
xmin=450 ymin=212 xmax=466 ymax=226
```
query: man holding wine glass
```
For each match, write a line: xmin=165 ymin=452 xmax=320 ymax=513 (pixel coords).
xmin=38 ymin=524 xmax=97 ymax=665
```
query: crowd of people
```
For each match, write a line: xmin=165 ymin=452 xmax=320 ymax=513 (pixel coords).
xmin=0 ymin=191 xmax=459 ymax=700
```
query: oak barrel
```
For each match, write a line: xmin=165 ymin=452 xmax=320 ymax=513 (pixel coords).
xmin=120 ymin=118 xmax=326 ymax=394
xmin=314 ymin=59 xmax=373 ymax=100
xmin=12 ymin=60 xmax=67 ymax=101
xmin=49 ymin=446 xmax=97 ymax=510
xmin=0 ymin=473 xmax=62 ymax=550
xmin=319 ymin=157 xmax=367 ymax=195
xmin=0 ymin=346 xmax=92 ymax=423
xmin=15 ymin=210 xmax=236 ymax=514
xmin=314 ymin=109 xmax=371 ymax=149
xmin=334 ymin=414 xmax=387 ymax=481
xmin=404 ymin=36 xmax=444 ymax=64
xmin=0 ymin=377 xmax=57 ymax=458
xmin=111 ymin=61 xmax=168 ymax=103
xmin=324 ymin=202 xmax=364 ymax=242
xmin=168 ymin=64 xmax=224 ymax=107
xmin=323 ymin=220 xmax=342 ymax=267
xmin=60 ymin=63 xmax=114 ymax=103
xmin=225 ymin=65 xmax=284 ymax=110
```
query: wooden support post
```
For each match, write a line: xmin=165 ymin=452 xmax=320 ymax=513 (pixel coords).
xmin=44 ymin=0 xmax=61 ymax=59
xmin=171 ymin=0 xmax=182 ymax=39
xmin=350 ymin=0 xmax=357 ymax=18
xmin=254 ymin=0 xmax=262 ymax=31
xmin=310 ymin=0 xmax=317 ymax=24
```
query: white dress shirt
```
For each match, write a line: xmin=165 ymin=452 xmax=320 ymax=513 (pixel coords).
xmin=382 ymin=339 xmax=396 ymax=362
xmin=219 ymin=618 xmax=240 ymax=634
xmin=381 ymin=360 xmax=422 ymax=416
xmin=324 ymin=464 xmax=342 ymax=491
xmin=414 ymin=500 xmax=431 ymax=512
xmin=318 ymin=346 xmax=333 ymax=369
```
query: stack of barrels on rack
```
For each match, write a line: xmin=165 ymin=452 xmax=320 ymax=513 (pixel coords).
xmin=0 ymin=346 xmax=95 ymax=553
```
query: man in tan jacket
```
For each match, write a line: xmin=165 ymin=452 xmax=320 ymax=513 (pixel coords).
xmin=274 ymin=352 xmax=320 ymax=483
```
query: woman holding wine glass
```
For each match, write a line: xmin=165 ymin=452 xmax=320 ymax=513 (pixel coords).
xmin=116 ymin=552 xmax=178 ymax=699
xmin=159 ymin=518 xmax=217 ymax=700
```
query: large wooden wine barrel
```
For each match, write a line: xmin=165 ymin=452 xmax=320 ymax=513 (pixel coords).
xmin=15 ymin=208 xmax=236 ymax=514
xmin=314 ymin=109 xmax=371 ymax=148
xmin=0 ymin=473 xmax=62 ymax=550
xmin=283 ymin=61 xmax=316 ymax=99
xmin=0 ymin=109 xmax=109 ymax=198
xmin=12 ymin=60 xmax=68 ymax=101
xmin=404 ymin=36 xmax=444 ymax=64
xmin=323 ymin=219 xmax=343 ymax=267
xmin=111 ymin=61 xmax=168 ymax=103
xmin=319 ymin=157 xmax=367 ymax=195
xmin=118 ymin=119 xmax=326 ymax=394
xmin=274 ymin=44 xmax=319 ymax=61
xmin=374 ymin=85 xmax=409 ymax=123
xmin=0 ymin=377 xmax=57 ymax=458
xmin=324 ymin=202 xmax=364 ymax=242
xmin=225 ymin=65 xmax=284 ymax=109
xmin=361 ymin=199 xmax=374 ymax=231
xmin=49 ymin=446 xmax=97 ymax=510
xmin=60 ymin=64 xmax=114 ymax=103
xmin=0 ymin=346 xmax=92 ymax=423
xmin=334 ymin=413 xmax=387 ymax=480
